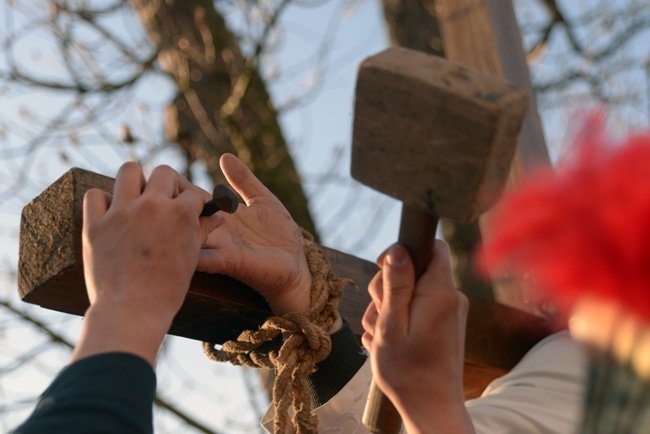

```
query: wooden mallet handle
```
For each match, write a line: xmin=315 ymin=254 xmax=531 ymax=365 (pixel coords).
xmin=362 ymin=205 xmax=439 ymax=433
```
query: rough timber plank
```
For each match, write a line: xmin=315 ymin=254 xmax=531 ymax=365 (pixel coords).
xmin=436 ymin=0 xmax=555 ymax=313
xmin=436 ymin=0 xmax=551 ymax=180
xmin=19 ymin=168 xmax=553 ymax=396
xmin=18 ymin=168 xmax=270 ymax=344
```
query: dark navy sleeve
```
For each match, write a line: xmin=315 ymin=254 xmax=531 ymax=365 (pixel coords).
xmin=12 ymin=352 xmax=156 ymax=434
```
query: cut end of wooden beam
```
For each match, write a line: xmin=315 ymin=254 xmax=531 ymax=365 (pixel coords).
xmin=19 ymin=169 xmax=81 ymax=301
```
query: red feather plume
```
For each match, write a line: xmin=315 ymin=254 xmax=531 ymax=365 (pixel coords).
xmin=480 ymin=112 xmax=650 ymax=320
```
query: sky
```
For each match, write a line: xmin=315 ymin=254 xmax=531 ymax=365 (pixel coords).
xmin=0 ymin=0 xmax=649 ymax=432
xmin=0 ymin=1 xmax=392 ymax=432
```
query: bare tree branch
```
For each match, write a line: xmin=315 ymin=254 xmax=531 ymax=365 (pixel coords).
xmin=2 ymin=51 xmax=157 ymax=94
xmin=0 ymin=298 xmax=222 ymax=434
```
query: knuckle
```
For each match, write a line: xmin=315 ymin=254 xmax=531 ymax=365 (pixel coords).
xmin=138 ymin=194 xmax=160 ymax=210
xmin=83 ymin=188 xmax=102 ymax=207
xmin=151 ymin=164 xmax=177 ymax=179
xmin=84 ymin=187 xmax=102 ymax=198
xmin=117 ymin=161 xmax=142 ymax=176
xmin=178 ymin=199 xmax=199 ymax=220
xmin=149 ymin=164 xmax=179 ymax=180
xmin=368 ymin=272 xmax=382 ymax=295
xmin=166 ymin=198 xmax=201 ymax=230
xmin=389 ymin=280 xmax=411 ymax=294
xmin=437 ymin=289 xmax=467 ymax=313
xmin=361 ymin=309 xmax=376 ymax=331
xmin=373 ymin=334 xmax=392 ymax=353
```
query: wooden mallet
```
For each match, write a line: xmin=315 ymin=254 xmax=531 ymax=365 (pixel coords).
xmin=351 ymin=47 xmax=527 ymax=434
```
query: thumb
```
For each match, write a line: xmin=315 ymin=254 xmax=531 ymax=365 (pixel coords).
xmin=220 ymin=153 xmax=275 ymax=206
xmin=378 ymin=244 xmax=416 ymax=337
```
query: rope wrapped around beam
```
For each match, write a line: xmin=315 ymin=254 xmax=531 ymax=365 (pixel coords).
xmin=203 ymin=229 xmax=352 ymax=434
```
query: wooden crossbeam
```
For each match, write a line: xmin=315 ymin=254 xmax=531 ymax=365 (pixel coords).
xmin=18 ymin=168 xmax=554 ymax=397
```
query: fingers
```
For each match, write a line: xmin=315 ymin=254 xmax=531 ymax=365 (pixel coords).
xmin=418 ymin=240 xmax=455 ymax=295
xmin=145 ymin=165 xmax=180 ymax=198
xmin=363 ymin=269 xmax=384 ymax=352
xmin=153 ymin=168 xmax=225 ymax=238
xmin=175 ymin=175 xmax=226 ymax=237
xmin=379 ymin=244 xmax=416 ymax=334
xmin=365 ymin=244 xmax=416 ymax=342
xmin=145 ymin=164 xmax=214 ymax=218
xmin=177 ymin=175 xmax=212 ymax=202
xmin=413 ymin=240 xmax=468 ymax=345
xmin=361 ymin=299 xmax=377 ymax=352
xmin=367 ymin=270 xmax=384 ymax=309
xmin=197 ymin=248 xmax=225 ymax=274
xmin=176 ymin=180 xmax=213 ymax=217
xmin=198 ymin=213 xmax=226 ymax=242
xmin=112 ymin=162 xmax=145 ymax=207
xmin=219 ymin=153 xmax=275 ymax=206
xmin=361 ymin=330 xmax=373 ymax=353
xmin=113 ymin=163 xmax=222 ymax=239
xmin=362 ymin=301 xmax=379 ymax=337
xmin=83 ymin=189 xmax=111 ymax=232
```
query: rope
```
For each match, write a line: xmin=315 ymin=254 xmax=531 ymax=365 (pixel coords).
xmin=202 ymin=229 xmax=352 ymax=434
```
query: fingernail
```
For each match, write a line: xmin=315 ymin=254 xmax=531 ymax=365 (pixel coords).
xmin=386 ymin=245 xmax=407 ymax=267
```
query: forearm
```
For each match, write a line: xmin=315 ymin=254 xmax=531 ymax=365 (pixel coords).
xmin=70 ymin=302 xmax=170 ymax=367
xmin=13 ymin=353 xmax=156 ymax=434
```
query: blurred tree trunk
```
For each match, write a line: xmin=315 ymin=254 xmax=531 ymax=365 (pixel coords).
xmin=128 ymin=0 xmax=318 ymax=238
xmin=379 ymin=0 xmax=493 ymax=299
xmin=128 ymin=0 xmax=317 ymax=403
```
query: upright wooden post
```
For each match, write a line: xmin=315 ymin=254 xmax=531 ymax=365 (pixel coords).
xmin=18 ymin=168 xmax=554 ymax=397
xmin=435 ymin=0 xmax=553 ymax=311
xmin=436 ymin=0 xmax=551 ymax=177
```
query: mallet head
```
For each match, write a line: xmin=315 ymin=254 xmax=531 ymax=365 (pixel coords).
xmin=351 ymin=47 xmax=527 ymax=222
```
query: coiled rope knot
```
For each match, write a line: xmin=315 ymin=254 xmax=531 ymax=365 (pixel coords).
xmin=202 ymin=229 xmax=353 ymax=434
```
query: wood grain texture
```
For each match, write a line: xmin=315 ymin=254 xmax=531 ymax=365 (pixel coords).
xmin=18 ymin=168 xmax=554 ymax=396
xmin=351 ymin=47 xmax=527 ymax=223
xmin=436 ymin=0 xmax=555 ymax=313
xmin=435 ymin=0 xmax=551 ymax=180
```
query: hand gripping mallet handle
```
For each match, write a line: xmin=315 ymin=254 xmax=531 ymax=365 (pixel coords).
xmin=351 ymin=47 xmax=527 ymax=434
xmin=362 ymin=206 xmax=438 ymax=434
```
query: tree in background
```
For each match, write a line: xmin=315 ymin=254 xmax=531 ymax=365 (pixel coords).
xmin=1 ymin=1 xmax=379 ymax=431
xmin=2 ymin=0 xmax=317 ymax=232
xmin=0 ymin=0 xmax=648 ymax=432
xmin=380 ymin=0 xmax=650 ymax=299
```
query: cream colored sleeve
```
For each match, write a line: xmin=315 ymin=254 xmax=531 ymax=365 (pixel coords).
xmin=466 ymin=331 xmax=587 ymax=434
xmin=262 ymin=331 xmax=586 ymax=433
xmin=261 ymin=362 xmax=388 ymax=433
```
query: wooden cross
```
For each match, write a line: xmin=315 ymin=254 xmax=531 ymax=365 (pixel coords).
xmin=18 ymin=168 xmax=552 ymax=399
xmin=435 ymin=0 xmax=552 ymax=309
xmin=17 ymin=0 xmax=553 ymax=399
